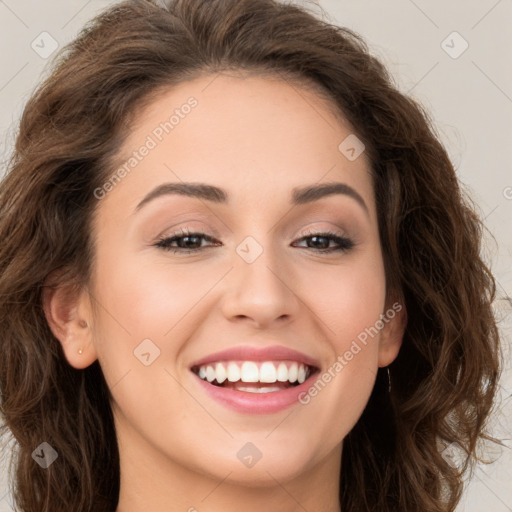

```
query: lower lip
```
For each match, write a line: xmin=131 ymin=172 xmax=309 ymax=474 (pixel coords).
xmin=191 ymin=371 xmax=318 ymax=414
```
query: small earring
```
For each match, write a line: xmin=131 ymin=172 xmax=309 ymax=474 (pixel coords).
xmin=78 ymin=347 xmax=83 ymax=355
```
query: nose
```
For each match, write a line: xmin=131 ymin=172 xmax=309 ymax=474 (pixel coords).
xmin=219 ymin=242 xmax=301 ymax=329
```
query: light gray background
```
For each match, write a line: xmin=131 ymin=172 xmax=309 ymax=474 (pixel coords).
xmin=0 ymin=1 xmax=511 ymax=511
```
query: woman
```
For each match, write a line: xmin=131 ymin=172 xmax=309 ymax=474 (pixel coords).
xmin=0 ymin=0 xmax=502 ymax=510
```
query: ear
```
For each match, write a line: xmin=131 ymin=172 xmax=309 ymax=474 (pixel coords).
xmin=378 ymin=299 xmax=407 ymax=367
xmin=41 ymin=274 xmax=98 ymax=369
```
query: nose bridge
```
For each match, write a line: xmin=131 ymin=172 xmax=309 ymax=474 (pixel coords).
xmin=220 ymin=232 xmax=300 ymax=327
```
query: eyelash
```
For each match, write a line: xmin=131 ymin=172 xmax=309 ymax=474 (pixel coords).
xmin=153 ymin=228 xmax=355 ymax=254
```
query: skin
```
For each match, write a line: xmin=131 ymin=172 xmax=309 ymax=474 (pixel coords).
xmin=43 ymin=71 xmax=406 ymax=512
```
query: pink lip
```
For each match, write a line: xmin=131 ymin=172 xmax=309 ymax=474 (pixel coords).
xmin=189 ymin=345 xmax=321 ymax=414
xmin=189 ymin=345 xmax=321 ymax=369
xmin=192 ymin=372 xmax=319 ymax=414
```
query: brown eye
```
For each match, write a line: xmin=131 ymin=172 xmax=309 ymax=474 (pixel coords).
xmin=153 ymin=228 xmax=221 ymax=253
xmin=293 ymin=230 xmax=355 ymax=253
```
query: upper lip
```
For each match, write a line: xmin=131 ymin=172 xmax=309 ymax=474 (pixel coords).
xmin=190 ymin=345 xmax=321 ymax=370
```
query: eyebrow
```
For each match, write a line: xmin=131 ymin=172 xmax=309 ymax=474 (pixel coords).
xmin=134 ymin=181 xmax=369 ymax=215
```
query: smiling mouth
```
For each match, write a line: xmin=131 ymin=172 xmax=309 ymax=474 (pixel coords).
xmin=191 ymin=360 xmax=318 ymax=393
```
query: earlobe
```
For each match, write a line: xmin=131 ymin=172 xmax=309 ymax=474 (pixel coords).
xmin=378 ymin=300 xmax=407 ymax=367
xmin=41 ymin=278 xmax=97 ymax=369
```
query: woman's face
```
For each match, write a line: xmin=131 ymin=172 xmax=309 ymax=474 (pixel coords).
xmin=60 ymin=73 xmax=404 ymax=490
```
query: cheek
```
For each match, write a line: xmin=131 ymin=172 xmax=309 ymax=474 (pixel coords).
xmin=92 ymin=249 xmax=215 ymax=340
xmin=301 ymin=255 xmax=386 ymax=347
xmin=88 ymin=252 xmax=209 ymax=429
xmin=295 ymin=253 xmax=385 ymax=420
xmin=302 ymin=267 xmax=385 ymax=442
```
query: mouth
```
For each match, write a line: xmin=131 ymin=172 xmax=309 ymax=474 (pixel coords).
xmin=191 ymin=360 xmax=318 ymax=393
xmin=188 ymin=345 xmax=321 ymax=413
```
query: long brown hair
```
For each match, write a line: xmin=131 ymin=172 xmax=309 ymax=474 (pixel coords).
xmin=0 ymin=0 xmax=502 ymax=510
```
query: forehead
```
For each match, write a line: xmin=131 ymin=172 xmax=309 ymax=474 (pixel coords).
xmin=123 ymin=71 xmax=366 ymax=160
xmin=100 ymin=72 xmax=374 ymax=219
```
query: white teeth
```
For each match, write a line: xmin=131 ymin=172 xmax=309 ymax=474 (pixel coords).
xmin=288 ymin=362 xmax=298 ymax=383
xmin=206 ymin=365 xmax=216 ymax=383
xmin=297 ymin=364 xmax=306 ymax=384
xmin=227 ymin=362 xmax=240 ymax=382
xmin=276 ymin=362 xmax=288 ymax=382
xmin=237 ymin=386 xmax=282 ymax=393
xmin=240 ymin=361 xmax=259 ymax=382
xmin=259 ymin=362 xmax=277 ymax=383
xmin=215 ymin=363 xmax=227 ymax=384
xmin=195 ymin=360 xmax=312 ymax=385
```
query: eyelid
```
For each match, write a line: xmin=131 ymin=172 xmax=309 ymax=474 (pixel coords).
xmin=157 ymin=222 xmax=221 ymax=240
xmin=295 ymin=221 xmax=354 ymax=240
xmin=157 ymin=224 xmax=349 ymax=242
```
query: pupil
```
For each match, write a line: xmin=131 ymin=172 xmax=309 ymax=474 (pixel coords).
xmin=310 ymin=236 xmax=328 ymax=249
xmin=182 ymin=236 xmax=199 ymax=248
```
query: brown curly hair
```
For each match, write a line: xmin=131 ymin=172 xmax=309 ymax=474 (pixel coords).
xmin=0 ymin=0 xmax=502 ymax=510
